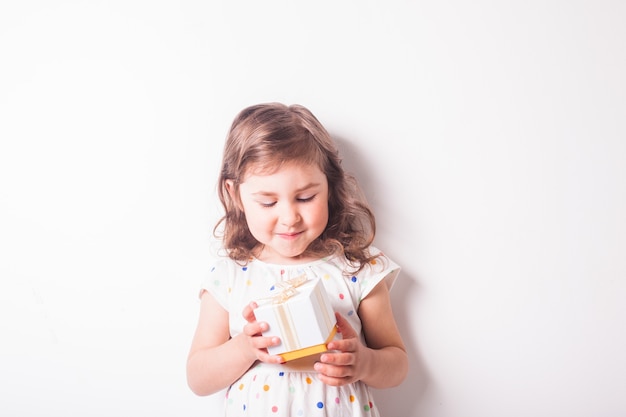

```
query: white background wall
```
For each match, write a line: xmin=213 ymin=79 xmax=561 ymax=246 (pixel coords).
xmin=1 ymin=1 xmax=625 ymax=416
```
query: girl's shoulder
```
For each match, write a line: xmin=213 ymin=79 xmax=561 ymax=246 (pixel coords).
xmin=366 ymin=246 xmax=400 ymax=272
xmin=208 ymin=254 xmax=244 ymax=271
xmin=352 ymin=246 xmax=402 ymax=291
xmin=206 ymin=254 xmax=254 ymax=286
xmin=341 ymin=246 xmax=400 ymax=275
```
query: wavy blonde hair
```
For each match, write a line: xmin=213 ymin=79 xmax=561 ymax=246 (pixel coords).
xmin=214 ymin=103 xmax=379 ymax=273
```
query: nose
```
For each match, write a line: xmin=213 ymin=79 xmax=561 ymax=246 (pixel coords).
xmin=279 ymin=202 xmax=301 ymax=227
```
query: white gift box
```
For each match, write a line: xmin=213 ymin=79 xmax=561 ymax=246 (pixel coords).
xmin=254 ymin=276 xmax=337 ymax=361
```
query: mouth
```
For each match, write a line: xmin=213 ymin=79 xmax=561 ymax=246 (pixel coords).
xmin=277 ymin=231 xmax=302 ymax=240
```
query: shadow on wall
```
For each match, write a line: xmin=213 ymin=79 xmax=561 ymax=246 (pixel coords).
xmin=334 ymin=135 xmax=429 ymax=415
xmin=374 ymin=272 xmax=428 ymax=417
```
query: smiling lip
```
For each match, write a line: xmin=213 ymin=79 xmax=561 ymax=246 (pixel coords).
xmin=277 ymin=231 xmax=302 ymax=240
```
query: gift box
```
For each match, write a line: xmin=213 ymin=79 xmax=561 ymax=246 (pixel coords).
xmin=254 ymin=276 xmax=337 ymax=361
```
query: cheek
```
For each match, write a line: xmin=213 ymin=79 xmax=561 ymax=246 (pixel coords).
xmin=243 ymin=213 xmax=267 ymax=242
xmin=244 ymin=206 xmax=278 ymax=235
xmin=312 ymin=202 xmax=330 ymax=229
xmin=243 ymin=206 xmax=266 ymax=228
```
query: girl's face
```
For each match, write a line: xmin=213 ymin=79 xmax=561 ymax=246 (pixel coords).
xmin=234 ymin=162 xmax=329 ymax=264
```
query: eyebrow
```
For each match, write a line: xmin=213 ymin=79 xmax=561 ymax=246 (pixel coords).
xmin=250 ymin=182 xmax=322 ymax=197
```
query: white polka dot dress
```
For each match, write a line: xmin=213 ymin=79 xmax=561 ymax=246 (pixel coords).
xmin=200 ymin=247 xmax=401 ymax=417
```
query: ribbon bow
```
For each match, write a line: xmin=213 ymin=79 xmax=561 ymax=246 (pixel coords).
xmin=258 ymin=274 xmax=308 ymax=305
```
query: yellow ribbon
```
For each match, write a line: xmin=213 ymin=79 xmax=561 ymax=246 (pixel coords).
xmin=258 ymin=274 xmax=308 ymax=305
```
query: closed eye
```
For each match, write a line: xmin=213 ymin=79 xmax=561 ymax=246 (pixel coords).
xmin=297 ymin=195 xmax=316 ymax=203
xmin=256 ymin=195 xmax=315 ymax=207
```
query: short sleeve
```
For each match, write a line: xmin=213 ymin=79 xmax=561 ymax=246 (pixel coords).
xmin=358 ymin=247 xmax=402 ymax=300
xmin=199 ymin=257 xmax=231 ymax=311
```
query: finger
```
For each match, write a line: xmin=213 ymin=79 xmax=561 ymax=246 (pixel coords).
xmin=251 ymin=334 xmax=281 ymax=350
xmin=317 ymin=374 xmax=352 ymax=387
xmin=315 ymin=361 xmax=346 ymax=377
xmin=326 ymin=336 xmax=358 ymax=353
xmin=320 ymin=351 xmax=355 ymax=366
xmin=334 ymin=312 xmax=358 ymax=339
xmin=314 ymin=363 xmax=354 ymax=385
xmin=257 ymin=350 xmax=286 ymax=364
xmin=248 ymin=334 xmax=285 ymax=364
xmin=243 ymin=320 xmax=269 ymax=337
xmin=242 ymin=302 xmax=258 ymax=323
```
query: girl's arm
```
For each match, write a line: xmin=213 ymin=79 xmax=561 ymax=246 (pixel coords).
xmin=186 ymin=291 xmax=283 ymax=396
xmin=314 ymin=280 xmax=408 ymax=388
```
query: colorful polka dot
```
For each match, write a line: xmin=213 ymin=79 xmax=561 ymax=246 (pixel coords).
xmin=209 ymin=257 xmax=396 ymax=414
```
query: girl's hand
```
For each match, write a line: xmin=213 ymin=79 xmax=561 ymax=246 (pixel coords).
xmin=314 ymin=312 xmax=369 ymax=386
xmin=241 ymin=302 xmax=285 ymax=364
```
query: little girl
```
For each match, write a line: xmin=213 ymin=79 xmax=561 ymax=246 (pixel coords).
xmin=187 ymin=103 xmax=408 ymax=416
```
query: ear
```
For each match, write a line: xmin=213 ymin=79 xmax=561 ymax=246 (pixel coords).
xmin=225 ymin=179 xmax=235 ymax=198
xmin=225 ymin=179 xmax=243 ymax=210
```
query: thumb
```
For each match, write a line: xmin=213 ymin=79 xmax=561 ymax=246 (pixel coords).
xmin=334 ymin=312 xmax=358 ymax=339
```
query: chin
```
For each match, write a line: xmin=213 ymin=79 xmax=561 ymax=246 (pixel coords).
xmin=276 ymin=249 xmax=310 ymax=263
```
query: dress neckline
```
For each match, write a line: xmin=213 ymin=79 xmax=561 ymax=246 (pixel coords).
xmin=250 ymin=254 xmax=337 ymax=268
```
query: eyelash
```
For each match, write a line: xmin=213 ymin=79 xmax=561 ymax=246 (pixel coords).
xmin=259 ymin=196 xmax=316 ymax=208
